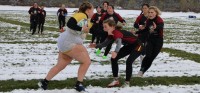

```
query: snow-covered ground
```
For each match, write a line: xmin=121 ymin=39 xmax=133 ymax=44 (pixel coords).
xmin=6 ymin=84 xmax=200 ymax=93
xmin=0 ymin=5 xmax=200 ymax=93
xmin=0 ymin=43 xmax=200 ymax=81
xmin=164 ymin=43 xmax=200 ymax=55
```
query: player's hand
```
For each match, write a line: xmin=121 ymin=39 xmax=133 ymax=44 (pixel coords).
xmin=89 ymin=43 xmax=96 ymax=48
xmin=82 ymin=25 xmax=89 ymax=33
xmin=130 ymin=29 xmax=136 ymax=34
xmin=139 ymin=25 xmax=145 ymax=30
xmin=153 ymin=22 xmax=157 ymax=29
xmin=111 ymin=51 xmax=117 ymax=58
xmin=122 ymin=22 xmax=126 ymax=26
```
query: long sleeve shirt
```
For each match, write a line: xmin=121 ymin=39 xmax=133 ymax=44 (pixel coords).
xmin=96 ymin=30 xmax=138 ymax=53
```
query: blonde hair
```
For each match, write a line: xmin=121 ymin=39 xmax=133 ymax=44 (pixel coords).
xmin=61 ymin=4 xmax=65 ymax=9
xmin=149 ymin=6 xmax=161 ymax=16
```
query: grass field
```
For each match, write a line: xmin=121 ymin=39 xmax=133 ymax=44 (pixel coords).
xmin=0 ymin=10 xmax=200 ymax=92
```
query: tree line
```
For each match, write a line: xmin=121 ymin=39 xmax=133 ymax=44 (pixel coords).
xmin=0 ymin=0 xmax=200 ymax=12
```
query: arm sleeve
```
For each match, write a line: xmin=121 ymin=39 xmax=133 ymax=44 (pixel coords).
xmin=153 ymin=17 xmax=164 ymax=33
xmin=90 ymin=14 xmax=97 ymax=23
xmin=114 ymin=38 xmax=122 ymax=53
xmin=28 ymin=8 xmax=32 ymax=14
xmin=115 ymin=13 xmax=126 ymax=23
xmin=96 ymin=38 xmax=114 ymax=49
xmin=134 ymin=23 xmax=139 ymax=29
xmin=134 ymin=15 xmax=142 ymax=28
xmin=99 ymin=14 xmax=106 ymax=25
xmin=67 ymin=17 xmax=82 ymax=31
xmin=57 ymin=9 xmax=60 ymax=16
xmin=98 ymin=14 xmax=106 ymax=31
xmin=44 ymin=11 xmax=46 ymax=17
xmin=154 ymin=22 xmax=164 ymax=33
xmin=64 ymin=9 xmax=68 ymax=16
xmin=116 ymin=13 xmax=126 ymax=23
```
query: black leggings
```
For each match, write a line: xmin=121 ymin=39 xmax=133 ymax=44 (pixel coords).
xmin=91 ymin=33 xmax=100 ymax=44
xmin=38 ymin=20 xmax=45 ymax=34
xmin=90 ymin=26 xmax=100 ymax=44
xmin=140 ymin=37 xmax=163 ymax=73
xmin=141 ymin=42 xmax=146 ymax=56
xmin=104 ymin=41 xmax=113 ymax=56
xmin=111 ymin=42 xmax=142 ymax=81
xmin=58 ymin=17 xmax=65 ymax=29
xmin=100 ymin=31 xmax=108 ymax=43
xmin=30 ymin=19 xmax=38 ymax=35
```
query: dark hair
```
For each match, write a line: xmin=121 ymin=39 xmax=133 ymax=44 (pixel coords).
xmin=103 ymin=19 xmax=116 ymax=27
xmin=142 ymin=3 xmax=150 ymax=8
xmin=96 ymin=6 xmax=102 ymax=9
xmin=79 ymin=2 xmax=93 ymax=13
xmin=140 ymin=3 xmax=150 ymax=15
xmin=108 ymin=5 xmax=114 ymax=9
xmin=102 ymin=1 xmax=109 ymax=5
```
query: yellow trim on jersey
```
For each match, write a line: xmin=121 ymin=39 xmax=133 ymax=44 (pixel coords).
xmin=87 ymin=18 xmax=93 ymax=29
xmin=72 ymin=12 xmax=93 ymax=29
xmin=72 ymin=13 xmax=87 ymax=23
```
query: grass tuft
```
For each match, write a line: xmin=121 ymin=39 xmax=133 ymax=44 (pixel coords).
xmin=0 ymin=76 xmax=200 ymax=92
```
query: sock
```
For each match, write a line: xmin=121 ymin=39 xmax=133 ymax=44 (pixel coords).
xmin=76 ymin=81 xmax=83 ymax=86
xmin=139 ymin=67 xmax=145 ymax=73
xmin=44 ymin=78 xmax=49 ymax=83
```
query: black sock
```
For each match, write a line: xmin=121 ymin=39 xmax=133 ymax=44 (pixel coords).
xmin=140 ymin=67 xmax=145 ymax=73
xmin=76 ymin=81 xmax=83 ymax=86
xmin=43 ymin=78 xmax=49 ymax=83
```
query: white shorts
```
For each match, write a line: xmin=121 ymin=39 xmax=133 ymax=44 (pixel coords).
xmin=57 ymin=29 xmax=83 ymax=53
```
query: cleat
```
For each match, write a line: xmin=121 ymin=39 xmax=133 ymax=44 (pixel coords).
xmin=96 ymin=48 xmax=101 ymax=56
xmin=102 ymin=56 xmax=107 ymax=59
xmin=107 ymin=80 xmax=120 ymax=87
xmin=75 ymin=83 xmax=86 ymax=92
xmin=60 ymin=27 xmax=64 ymax=32
xmin=38 ymin=80 xmax=48 ymax=90
xmin=136 ymin=71 xmax=144 ymax=77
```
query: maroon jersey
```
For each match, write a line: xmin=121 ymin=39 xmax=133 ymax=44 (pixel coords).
xmin=111 ymin=30 xmax=137 ymax=44
xmin=146 ymin=16 xmax=164 ymax=38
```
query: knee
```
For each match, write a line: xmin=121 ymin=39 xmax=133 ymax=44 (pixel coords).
xmin=83 ymin=60 xmax=91 ymax=66
xmin=87 ymin=60 xmax=91 ymax=65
